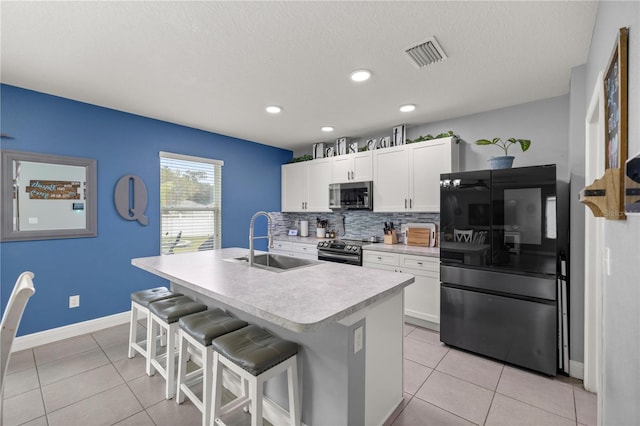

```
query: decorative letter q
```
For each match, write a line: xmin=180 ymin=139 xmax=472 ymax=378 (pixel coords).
xmin=114 ymin=175 xmax=148 ymax=225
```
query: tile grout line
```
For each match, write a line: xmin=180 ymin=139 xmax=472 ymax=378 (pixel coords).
xmin=482 ymin=364 xmax=505 ymax=426
xmin=90 ymin=330 xmax=157 ymax=426
xmin=33 ymin=348 xmax=49 ymax=426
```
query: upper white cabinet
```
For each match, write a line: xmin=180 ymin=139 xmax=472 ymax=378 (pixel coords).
xmin=281 ymin=159 xmax=331 ymax=212
xmin=331 ymin=151 xmax=373 ymax=183
xmin=373 ymin=137 xmax=459 ymax=212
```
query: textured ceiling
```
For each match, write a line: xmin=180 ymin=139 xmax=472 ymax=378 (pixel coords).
xmin=1 ymin=1 xmax=598 ymax=153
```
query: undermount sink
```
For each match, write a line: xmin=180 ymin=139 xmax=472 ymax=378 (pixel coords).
xmin=225 ymin=253 xmax=319 ymax=272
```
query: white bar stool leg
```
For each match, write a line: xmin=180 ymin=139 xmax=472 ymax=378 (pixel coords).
xmin=212 ymin=353 xmax=299 ymax=426
xmin=128 ymin=300 xmax=140 ymax=358
xmin=146 ymin=313 xmax=158 ymax=376
xmin=287 ymin=362 xmax=300 ymax=426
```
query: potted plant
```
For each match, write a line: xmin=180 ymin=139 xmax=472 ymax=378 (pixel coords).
xmin=475 ymin=137 xmax=531 ymax=169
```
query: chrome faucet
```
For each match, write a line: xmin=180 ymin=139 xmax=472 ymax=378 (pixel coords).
xmin=249 ymin=211 xmax=273 ymax=266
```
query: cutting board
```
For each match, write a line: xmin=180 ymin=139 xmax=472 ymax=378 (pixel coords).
xmin=407 ymin=228 xmax=431 ymax=246
xmin=405 ymin=222 xmax=437 ymax=247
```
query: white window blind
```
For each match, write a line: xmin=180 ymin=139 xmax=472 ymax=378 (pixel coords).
xmin=159 ymin=152 xmax=223 ymax=254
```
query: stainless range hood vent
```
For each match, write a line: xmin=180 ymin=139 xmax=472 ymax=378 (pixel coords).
xmin=405 ymin=37 xmax=447 ymax=68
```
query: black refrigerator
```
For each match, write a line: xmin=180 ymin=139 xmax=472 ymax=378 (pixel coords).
xmin=439 ymin=165 xmax=569 ymax=376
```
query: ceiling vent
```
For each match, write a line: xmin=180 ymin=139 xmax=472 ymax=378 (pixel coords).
xmin=405 ymin=37 xmax=447 ymax=68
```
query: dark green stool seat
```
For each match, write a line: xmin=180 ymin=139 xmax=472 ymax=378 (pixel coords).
xmin=148 ymin=295 xmax=207 ymax=324
xmin=131 ymin=286 xmax=182 ymax=307
xmin=147 ymin=295 xmax=207 ymax=400
xmin=211 ymin=324 xmax=300 ymax=426
xmin=176 ymin=309 xmax=248 ymax=426
xmin=211 ymin=324 xmax=298 ymax=376
xmin=128 ymin=286 xmax=183 ymax=359
xmin=179 ymin=308 xmax=248 ymax=345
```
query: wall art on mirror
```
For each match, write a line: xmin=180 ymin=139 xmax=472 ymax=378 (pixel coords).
xmin=1 ymin=150 xmax=97 ymax=242
xmin=604 ymin=27 xmax=628 ymax=170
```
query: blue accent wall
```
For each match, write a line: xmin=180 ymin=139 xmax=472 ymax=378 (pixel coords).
xmin=0 ymin=84 xmax=292 ymax=336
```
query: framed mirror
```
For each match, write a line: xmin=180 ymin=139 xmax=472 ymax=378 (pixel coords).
xmin=1 ymin=150 xmax=97 ymax=242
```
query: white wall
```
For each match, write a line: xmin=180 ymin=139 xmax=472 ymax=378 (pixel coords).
xmin=581 ymin=2 xmax=640 ymax=424
xmin=405 ymin=96 xmax=570 ymax=180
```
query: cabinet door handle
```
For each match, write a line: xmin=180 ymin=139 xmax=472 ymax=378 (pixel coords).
xmin=410 ymin=199 xmax=413 ymax=208
xmin=417 ymin=261 xmax=423 ymax=265
xmin=377 ymin=256 xmax=382 ymax=260
xmin=404 ymin=199 xmax=407 ymax=208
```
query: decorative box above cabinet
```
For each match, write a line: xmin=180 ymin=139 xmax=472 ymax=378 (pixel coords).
xmin=373 ymin=137 xmax=459 ymax=212
xmin=281 ymin=159 xmax=331 ymax=212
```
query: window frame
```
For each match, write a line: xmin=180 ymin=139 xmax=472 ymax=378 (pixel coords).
xmin=159 ymin=151 xmax=223 ymax=254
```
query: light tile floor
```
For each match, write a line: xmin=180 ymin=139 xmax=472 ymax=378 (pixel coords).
xmin=2 ymin=322 xmax=596 ymax=426
xmin=390 ymin=324 xmax=596 ymax=426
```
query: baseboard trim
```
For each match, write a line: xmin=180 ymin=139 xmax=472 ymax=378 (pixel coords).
xmin=12 ymin=311 xmax=130 ymax=352
xmin=569 ymin=360 xmax=584 ymax=380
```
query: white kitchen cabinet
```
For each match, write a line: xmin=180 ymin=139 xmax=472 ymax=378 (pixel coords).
xmin=363 ymin=251 xmax=440 ymax=329
xmin=373 ymin=137 xmax=458 ymax=212
xmin=307 ymin=159 xmax=332 ymax=211
xmin=372 ymin=146 xmax=408 ymax=212
xmin=281 ymin=159 xmax=331 ymax=212
xmin=270 ymin=239 xmax=318 ymax=260
xmin=331 ymin=151 xmax=373 ymax=183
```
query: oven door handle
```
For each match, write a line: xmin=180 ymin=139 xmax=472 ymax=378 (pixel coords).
xmin=318 ymin=251 xmax=360 ymax=263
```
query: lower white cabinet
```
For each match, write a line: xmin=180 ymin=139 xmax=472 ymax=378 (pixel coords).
xmin=270 ymin=240 xmax=318 ymax=260
xmin=363 ymin=251 xmax=440 ymax=328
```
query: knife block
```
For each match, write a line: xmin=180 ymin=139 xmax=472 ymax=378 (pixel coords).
xmin=384 ymin=230 xmax=398 ymax=245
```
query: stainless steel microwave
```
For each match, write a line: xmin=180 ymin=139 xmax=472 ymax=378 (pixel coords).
xmin=329 ymin=181 xmax=373 ymax=210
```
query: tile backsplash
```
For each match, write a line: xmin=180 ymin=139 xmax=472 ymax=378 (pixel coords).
xmin=270 ymin=211 xmax=440 ymax=242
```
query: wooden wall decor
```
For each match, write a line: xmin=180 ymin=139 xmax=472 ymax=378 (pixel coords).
xmin=26 ymin=180 xmax=81 ymax=200
xmin=580 ymin=27 xmax=629 ymax=220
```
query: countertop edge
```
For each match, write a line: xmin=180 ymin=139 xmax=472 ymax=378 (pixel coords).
xmin=131 ymin=254 xmax=414 ymax=333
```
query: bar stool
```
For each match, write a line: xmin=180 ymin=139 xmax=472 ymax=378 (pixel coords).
xmin=210 ymin=324 xmax=300 ymax=426
xmin=176 ymin=309 xmax=248 ymax=426
xmin=128 ymin=287 xmax=182 ymax=359
xmin=147 ymin=295 xmax=207 ymax=399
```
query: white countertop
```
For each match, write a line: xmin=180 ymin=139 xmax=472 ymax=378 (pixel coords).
xmin=363 ymin=243 xmax=440 ymax=258
xmin=132 ymin=247 xmax=414 ymax=332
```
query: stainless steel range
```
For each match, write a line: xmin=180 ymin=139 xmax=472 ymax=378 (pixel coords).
xmin=317 ymin=239 xmax=364 ymax=266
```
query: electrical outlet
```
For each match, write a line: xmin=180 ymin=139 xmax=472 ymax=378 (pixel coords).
xmin=69 ymin=295 xmax=80 ymax=308
xmin=354 ymin=326 xmax=363 ymax=354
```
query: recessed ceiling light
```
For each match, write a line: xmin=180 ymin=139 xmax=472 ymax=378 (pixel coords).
xmin=321 ymin=126 xmax=334 ymax=132
xmin=350 ymin=69 xmax=371 ymax=82
xmin=400 ymin=104 xmax=416 ymax=112
xmin=265 ymin=105 xmax=282 ymax=114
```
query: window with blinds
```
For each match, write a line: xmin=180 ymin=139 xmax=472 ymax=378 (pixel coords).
xmin=159 ymin=152 xmax=223 ymax=254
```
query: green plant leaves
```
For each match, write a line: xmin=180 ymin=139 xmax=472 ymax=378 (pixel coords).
xmin=475 ymin=137 xmax=531 ymax=155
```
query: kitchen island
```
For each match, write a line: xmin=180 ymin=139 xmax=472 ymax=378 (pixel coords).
xmin=132 ymin=248 xmax=414 ymax=426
